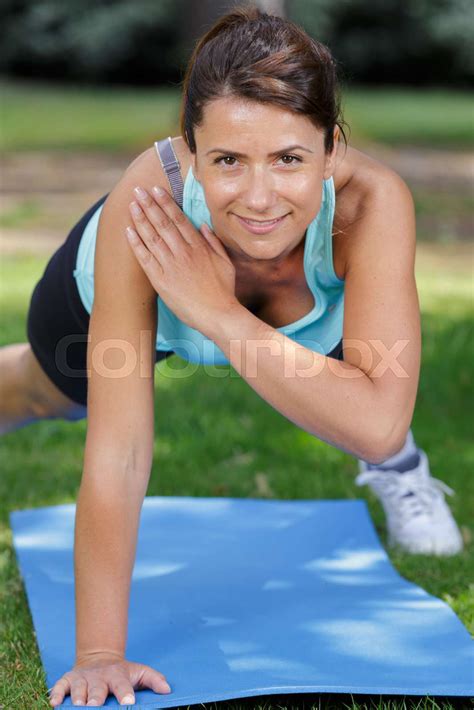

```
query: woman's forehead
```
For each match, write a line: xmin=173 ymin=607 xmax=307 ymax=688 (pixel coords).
xmin=196 ymin=96 xmax=323 ymax=146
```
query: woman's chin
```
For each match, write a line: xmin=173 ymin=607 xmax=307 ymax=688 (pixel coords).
xmin=245 ymin=246 xmax=284 ymax=260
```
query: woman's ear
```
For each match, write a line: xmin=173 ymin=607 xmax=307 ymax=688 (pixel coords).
xmin=323 ymin=125 xmax=340 ymax=180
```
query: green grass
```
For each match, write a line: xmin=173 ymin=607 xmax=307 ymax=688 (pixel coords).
xmin=0 ymin=80 xmax=182 ymax=152
xmin=0 ymin=199 xmax=44 ymax=230
xmin=0 ymin=246 xmax=473 ymax=709
xmin=1 ymin=80 xmax=473 ymax=151
xmin=339 ymin=87 xmax=474 ymax=148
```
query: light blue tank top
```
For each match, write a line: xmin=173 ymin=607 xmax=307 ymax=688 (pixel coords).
xmin=73 ymin=167 xmax=345 ymax=365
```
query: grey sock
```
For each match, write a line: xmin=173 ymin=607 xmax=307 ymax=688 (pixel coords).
xmin=367 ymin=450 xmax=421 ymax=473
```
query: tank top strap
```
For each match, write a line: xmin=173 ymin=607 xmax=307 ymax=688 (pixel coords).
xmin=154 ymin=137 xmax=184 ymax=208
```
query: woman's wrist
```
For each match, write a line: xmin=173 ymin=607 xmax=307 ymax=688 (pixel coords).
xmin=199 ymin=300 xmax=249 ymax=341
xmin=75 ymin=649 xmax=125 ymax=665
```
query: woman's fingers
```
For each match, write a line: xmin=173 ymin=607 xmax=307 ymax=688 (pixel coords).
xmin=134 ymin=185 xmax=199 ymax=248
xmin=151 ymin=186 xmax=201 ymax=247
xmin=49 ymin=659 xmax=171 ymax=708
xmin=133 ymin=663 xmax=172 ymax=694
xmin=85 ymin=680 xmax=108 ymax=706
xmin=200 ymin=222 xmax=232 ymax=262
xmin=131 ymin=188 xmax=182 ymax=254
xmin=70 ymin=676 xmax=88 ymax=705
xmin=50 ymin=675 xmax=134 ymax=707
xmin=150 ymin=186 xmax=198 ymax=245
xmin=108 ymin=676 xmax=137 ymax=705
xmin=49 ymin=674 xmax=71 ymax=706
xmin=125 ymin=227 xmax=164 ymax=281
xmin=129 ymin=200 xmax=173 ymax=257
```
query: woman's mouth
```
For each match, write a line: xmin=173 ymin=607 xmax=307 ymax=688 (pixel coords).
xmin=234 ymin=213 xmax=288 ymax=235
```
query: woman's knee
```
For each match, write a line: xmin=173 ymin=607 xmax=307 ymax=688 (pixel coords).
xmin=22 ymin=344 xmax=87 ymax=421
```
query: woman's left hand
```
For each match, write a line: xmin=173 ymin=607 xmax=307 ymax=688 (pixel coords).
xmin=126 ymin=185 xmax=239 ymax=333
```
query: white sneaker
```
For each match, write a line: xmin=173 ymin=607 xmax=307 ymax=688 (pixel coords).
xmin=355 ymin=449 xmax=463 ymax=555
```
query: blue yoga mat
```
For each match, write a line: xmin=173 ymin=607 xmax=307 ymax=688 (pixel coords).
xmin=10 ymin=497 xmax=474 ymax=707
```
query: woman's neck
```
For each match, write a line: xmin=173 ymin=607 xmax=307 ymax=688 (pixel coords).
xmin=230 ymin=233 xmax=306 ymax=282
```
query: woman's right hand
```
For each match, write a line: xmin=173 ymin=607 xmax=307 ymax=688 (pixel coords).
xmin=48 ymin=653 xmax=171 ymax=707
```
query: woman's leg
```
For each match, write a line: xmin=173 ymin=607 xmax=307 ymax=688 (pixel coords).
xmin=0 ymin=342 xmax=87 ymax=435
xmin=325 ymin=339 xmax=463 ymax=556
xmin=1 ymin=194 xmax=114 ymax=435
xmin=356 ymin=427 xmax=463 ymax=555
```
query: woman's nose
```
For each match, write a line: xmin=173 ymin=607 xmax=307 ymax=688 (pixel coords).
xmin=242 ymin=170 xmax=276 ymax=213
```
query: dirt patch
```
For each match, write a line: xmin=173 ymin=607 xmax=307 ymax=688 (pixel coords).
xmin=0 ymin=229 xmax=67 ymax=256
xmin=1 ymin=151 xmax=132 ymax=193
xmin=363 ymin=142 xmax=473 ymax=189
xmin=415 ymin=242 xmax=474 ymax=276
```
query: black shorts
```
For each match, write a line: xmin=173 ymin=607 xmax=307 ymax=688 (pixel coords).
xmin=26 ymin=195 xmax=344 ymax=409
xmin=26 ymin=194 xmax=175 ymax=407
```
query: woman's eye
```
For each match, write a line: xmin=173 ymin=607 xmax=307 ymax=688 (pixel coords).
xmin=216 ymin=156 xmax=237 ymax=166
xmin=280 ymin=154 xmax=301 ymax=165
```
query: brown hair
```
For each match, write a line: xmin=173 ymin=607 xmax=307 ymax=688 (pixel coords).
xmin=179 ymin=4 xmax=349 ymax=156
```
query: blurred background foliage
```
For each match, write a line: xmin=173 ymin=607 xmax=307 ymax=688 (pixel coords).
xmin=290 ymin=0 xmax=474 ymax=86
xmin=1 ymin=0 xmax=473 ymax=87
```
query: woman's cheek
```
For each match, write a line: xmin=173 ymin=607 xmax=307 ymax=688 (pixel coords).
xmin=307 ymin=193 xmax=322 ymax=218
xmin=205 ymin=175 xmax=239 ymax=200
xmin=296 ymin=181 xmax=323 ymax=219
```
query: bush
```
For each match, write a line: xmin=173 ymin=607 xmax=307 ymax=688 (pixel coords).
xmin=288 ymin=0 xmax=474 ymax=86
xmin=1 ymin=0 xmax=472 ymax=86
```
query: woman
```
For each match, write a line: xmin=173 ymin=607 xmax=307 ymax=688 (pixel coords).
xmin=0 ymin=6 xmax=462 ymax=707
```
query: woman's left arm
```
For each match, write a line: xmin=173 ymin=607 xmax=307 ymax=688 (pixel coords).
xmin=126 ymin=174 xmax=420 ymax=465
xmin=201 ymin=169 xmax=421 ymax=465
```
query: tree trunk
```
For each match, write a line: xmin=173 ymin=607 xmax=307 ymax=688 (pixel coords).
xmin=253 ymin=0 xmax=286 ymax=16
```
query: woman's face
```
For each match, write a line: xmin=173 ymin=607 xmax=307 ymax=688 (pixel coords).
xmin=191 ymin=96 xmax=339 ymax=268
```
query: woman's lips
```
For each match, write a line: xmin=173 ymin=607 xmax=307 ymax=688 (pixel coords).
xmin=234 ymin=213 xmax=288 ymax=235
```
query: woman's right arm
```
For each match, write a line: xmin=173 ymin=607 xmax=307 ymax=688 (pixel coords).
xmin=50 ymin=154 xmax=173 ymax=707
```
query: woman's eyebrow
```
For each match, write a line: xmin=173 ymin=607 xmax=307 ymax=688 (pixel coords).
xmin=206 ymin=144 xmax=314 ymax=157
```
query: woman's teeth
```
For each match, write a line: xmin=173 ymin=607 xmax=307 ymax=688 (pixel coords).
xmin=241 ymin=217 xmax=281 ymax=225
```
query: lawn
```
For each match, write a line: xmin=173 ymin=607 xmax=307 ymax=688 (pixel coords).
xmin=1 ymin=81 xmax=473 ymax=152
xmin=0 ymin=242 xmax=472 ymax=710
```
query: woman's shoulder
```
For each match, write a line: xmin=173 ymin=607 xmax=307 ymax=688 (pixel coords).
xmin=332 ymin=144 xmax=412 ymax=280
xmin=334 ymin=143 xmax=406 ymax=198
xmin=335 ymin=144 xmax=412 ymax=238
